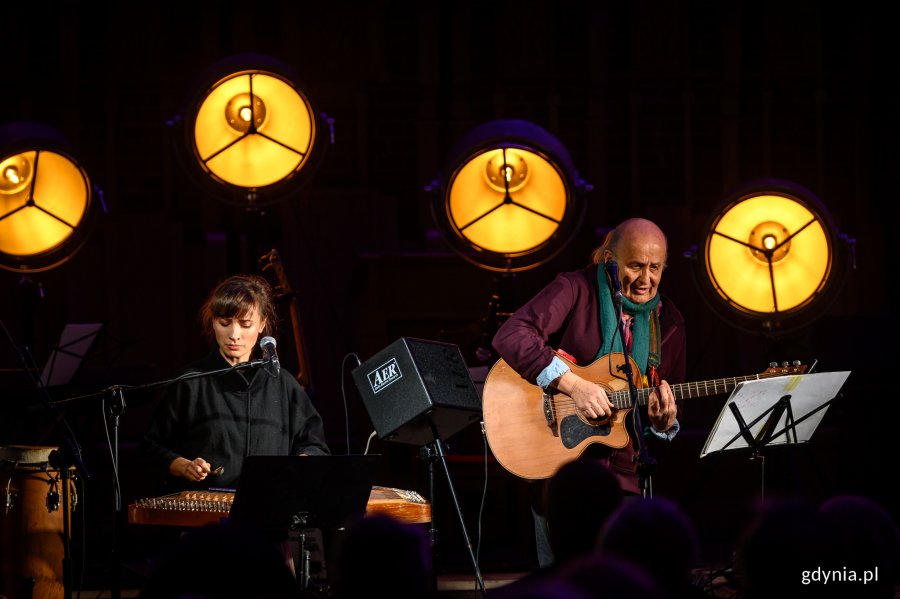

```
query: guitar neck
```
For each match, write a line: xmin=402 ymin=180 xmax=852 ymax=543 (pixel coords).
xmin=287 ymin=297 xmax=312 ymax=388
xmin=260 ymin=248 xmax=313 ymax=390
xmin=608 ymin=371 xmax=789 ymax=409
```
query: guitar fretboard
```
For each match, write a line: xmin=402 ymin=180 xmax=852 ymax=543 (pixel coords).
xmin=608 ymin=371 xmax=798 ymax=409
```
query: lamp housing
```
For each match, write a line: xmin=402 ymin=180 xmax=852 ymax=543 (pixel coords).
xmin=173 ymin=53 xmax=329 ymax=208
xmin=690 ymin=178 xmax=852 ymax=335
xmin=429 ymin=119 xmax=589 ymax=273
xmin=0 ymin=122 xmax=99 ymax=273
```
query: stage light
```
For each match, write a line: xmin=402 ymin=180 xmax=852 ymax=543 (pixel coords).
xmin=688 ymin=178 xmax=854 ymax=334
xmin=172 ymin=53 xmax=329 ymax=208
xmin=427 ymin=119 xmax=590 ymax=272
xmin=0 ymin=122 xmax=100 ymax=273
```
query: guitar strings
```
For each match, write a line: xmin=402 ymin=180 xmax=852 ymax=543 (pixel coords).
xmin=548 ymin=369 xmax=803 ymax=412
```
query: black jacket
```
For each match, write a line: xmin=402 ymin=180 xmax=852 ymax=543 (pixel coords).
xmin=140 ymin=349 xmax=330 ymax=491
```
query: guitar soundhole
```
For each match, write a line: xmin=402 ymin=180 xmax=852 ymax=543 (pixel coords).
xmin=581 ymin=413 xmax=612 ymax=427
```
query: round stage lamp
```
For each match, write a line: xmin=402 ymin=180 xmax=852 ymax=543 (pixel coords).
xmin=428 ymin=119 xmax=589 ymax=272
xmin=690 ymin=178 xmax=853 ymax=334
xmin=0 ymin=122 xmax=98 ymax=273
xmin=174 ymin=53 xmax=328 ymax=208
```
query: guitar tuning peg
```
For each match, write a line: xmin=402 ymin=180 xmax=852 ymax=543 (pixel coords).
xmin=782 ymin=361 xmax=789 ymax=368
xmin=792 ymin=360 xmax=801 ymax=367
xmin=769 ymin=362 xmax=778 ymax=368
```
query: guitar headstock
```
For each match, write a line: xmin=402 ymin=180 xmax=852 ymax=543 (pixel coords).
xmin=762 ymin=361 xmax=808 ymax=376
xmin=258 ymin=248 xmax=293 ymax=297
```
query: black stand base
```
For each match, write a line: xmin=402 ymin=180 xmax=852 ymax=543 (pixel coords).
xmin=422 ymin=434 xmax=486 ymax=595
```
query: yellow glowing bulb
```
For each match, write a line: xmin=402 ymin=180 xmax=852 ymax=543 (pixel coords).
xmin=484 ymin=150 xmax=529 ymax=193
xmin=224 ymin=92 xmax=267 ymax=134
xmin=449 ymin=148 xmax=565 ymax=254
xmin=0 ymin=154 xmax=33 ymax=195
xmin=748 ymin=220 xmax=791 ymax=264
xmin=707 ymin=196 xmax=830 ymax=313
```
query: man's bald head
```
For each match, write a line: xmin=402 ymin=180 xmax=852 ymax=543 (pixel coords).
xmin=591 ymin=218 xmax=668 ymax=265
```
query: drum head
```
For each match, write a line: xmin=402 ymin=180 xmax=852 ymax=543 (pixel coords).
xmin=0 ymin=445 xmax=56 ymax=466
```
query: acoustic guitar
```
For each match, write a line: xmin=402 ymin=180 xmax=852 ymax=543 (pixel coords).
xmin=481 ymin=353 xmax=807 ymax=479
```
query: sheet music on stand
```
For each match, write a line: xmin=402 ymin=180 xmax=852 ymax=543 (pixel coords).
xmin=701 ymin=371 xmax=851 ymax=458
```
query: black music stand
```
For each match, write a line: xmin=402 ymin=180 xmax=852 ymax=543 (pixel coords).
xmin=40 ymin=322 xmax=102 ymax=387
xmin=229 ymin=454 xmax=380 ymax=594
xmin=701 ymin=371 xmax=850 ymax=500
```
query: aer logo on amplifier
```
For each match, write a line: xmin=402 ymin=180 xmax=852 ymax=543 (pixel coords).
xmin=367 ymin=357 xmax=402 ymax=394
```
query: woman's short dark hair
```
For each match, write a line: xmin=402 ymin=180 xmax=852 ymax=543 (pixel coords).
xmin=199 ymin=274 xmax=278 ymax=338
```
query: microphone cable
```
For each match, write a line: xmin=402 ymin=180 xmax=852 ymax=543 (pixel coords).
xmin=363 ymin=430 xmax=377 ymax=455
xmin=605 ymin=258 xmax=627 ymax=383
xmin=475 ymin=419 xmax=489 ymax=572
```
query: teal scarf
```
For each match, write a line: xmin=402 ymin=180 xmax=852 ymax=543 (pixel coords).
xmin=596 ymin=262 xmax=660 ymax=375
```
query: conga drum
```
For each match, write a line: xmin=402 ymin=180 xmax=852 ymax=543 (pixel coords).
xmin=0 ymin=446 xmax=77 ymax=599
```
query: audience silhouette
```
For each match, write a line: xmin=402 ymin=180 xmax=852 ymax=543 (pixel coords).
xmin=545 ymin=458 xmax=623 ymax=564
xmin=330 ymin=513 xmax=434 ymax=599
xmin=817 ymin=494 xmax=899 ymax=599
xmin=552 ymin=551 xmax=665 ymax=599
xmin=596 ymin=495 xmax=705 ymax=599
xmin=131 ymin=481 xmax=897 ymax=599
xmin=732 ymin=494 xmax=899 ymax=598
xmin=492 ymin=580 xmax=594 ymax=599
xmin=138 ymin=521 xmax=297 ymax=599
xmin=733 ymin=496 xmax=829 ymax=599
xmin=490 ymin=458 xmax=623 ymax=598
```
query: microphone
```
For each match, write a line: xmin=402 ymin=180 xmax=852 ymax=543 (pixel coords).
xmin=607 ymin=258 xmax=623 ymax=304
xmin=49 ymin=437 xmax=92 ymax=481
xmin=260 ymin=336 xmax=280 ymax=377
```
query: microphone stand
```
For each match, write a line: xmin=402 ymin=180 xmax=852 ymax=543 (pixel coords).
xmin=54 ymin=356 xmax=277 ymax=408
xmin=51 ymin=355 xmax=278 ymax=599
xmin=609 ymin=278 xmax=657 ymax=499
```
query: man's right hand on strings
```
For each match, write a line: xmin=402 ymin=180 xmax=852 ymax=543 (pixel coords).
xmin=554 ymin=370 xmax=614 ymax=419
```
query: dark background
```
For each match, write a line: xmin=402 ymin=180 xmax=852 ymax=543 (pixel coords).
xmin=1 ymin=0 xmax=897 ymax=584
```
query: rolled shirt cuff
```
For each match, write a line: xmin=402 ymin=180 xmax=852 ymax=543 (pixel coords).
xmin=537 ymin=355 xmax=571 ymax=390
xmin=649 ymin=418 xmax=680 ymax=441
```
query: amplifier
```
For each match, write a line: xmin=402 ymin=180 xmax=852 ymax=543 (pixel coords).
xmin=352 ymin=337 xmax=482 ymax=446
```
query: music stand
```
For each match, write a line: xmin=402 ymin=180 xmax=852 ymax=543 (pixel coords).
xmin=701 ymin=371 xmax=850 ymax=499
xmin=40 ymin=323 xmax=102 ymax=387
xmin=229 ymin=454 xmax=380 ymax=593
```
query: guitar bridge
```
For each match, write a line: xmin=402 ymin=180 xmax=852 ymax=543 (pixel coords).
xmin=542 ymin=391 xmax=558 ymax=433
